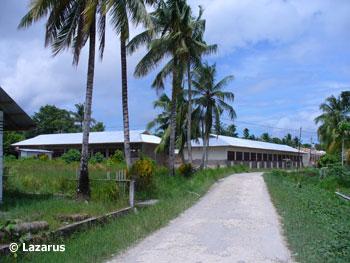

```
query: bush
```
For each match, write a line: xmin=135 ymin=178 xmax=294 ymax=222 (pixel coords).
xmin=38 ymin=154 xmax=50 ymax=161
xmin=179 ymin=163 xmax=194 ymax=178
xmin=61 ymin=149 xmax=81 ymax=164
xmin=4 ymin=155 xmax=16 ymax=162
xmin=318 ymin=154 xmax=340 ymax=168
xmin=130 ymin=157 xmax=155 ymax=194
xmin=106 ymin=150 xmax=125 ymax=166
xmin=93 ymin=152 xmax=104 ymax=163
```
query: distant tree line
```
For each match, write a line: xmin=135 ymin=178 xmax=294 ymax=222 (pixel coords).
xmin=4 ymin=104 xmax=105 ymax=156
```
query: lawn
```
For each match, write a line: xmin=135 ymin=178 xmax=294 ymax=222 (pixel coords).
xmin=264 ymin=169 xmax=350 ymax=263
xmin=1 ymin=163 xmax=249 ymax=263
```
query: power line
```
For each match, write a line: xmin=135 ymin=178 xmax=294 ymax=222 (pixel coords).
xmin=221 ymin=119 xmax=318 ymax=134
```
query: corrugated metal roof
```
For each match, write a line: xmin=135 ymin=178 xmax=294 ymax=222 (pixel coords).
xmin=191 ymin=134 xmax=306 ymax=153
xmin=0 ymin=87 xmax=37 ymax=131
xmin=13 ymin=130 xmax=161 ymax=146
xmin=18 ymin=148 xmax=53 ymax=153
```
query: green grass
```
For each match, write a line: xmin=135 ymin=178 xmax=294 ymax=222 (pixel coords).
xmin=263 ymin=170 xmax=350 ymax=263
xmin=2 ymin=165 xmax=249 ymax=263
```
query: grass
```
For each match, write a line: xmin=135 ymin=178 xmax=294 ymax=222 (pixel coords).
xmin=263 ymin=169 xmax=350 ymax=263
xmin=2 ymin=164 xmax=249 ymax=263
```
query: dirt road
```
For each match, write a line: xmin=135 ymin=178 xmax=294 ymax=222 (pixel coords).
xmin=107 ymin=172 xmax=293 ymax=263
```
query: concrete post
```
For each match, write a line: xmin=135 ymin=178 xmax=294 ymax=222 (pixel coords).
xmin=257 ymin=162 xmax=260 ymax=169
xmin=0 ymin=111 xmax=3 ymax=204
xmin=129 ymin=180 xmax=135 ymax=208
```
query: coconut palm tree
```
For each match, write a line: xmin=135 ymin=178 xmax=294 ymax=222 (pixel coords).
xmin=19 ymin=0 xmax=107 ymax=199
xmin=192 ymin=62 xmax=236 ymax=168
xmin=71 ymin=103 xmax=96 ymax=131
xmin=315 ymin=95 xmax=350 ymax=153
xmin=127 ymin=0 xmax=193 ymax=176
xmin=103 ymin=0 xmax=155 ymax=168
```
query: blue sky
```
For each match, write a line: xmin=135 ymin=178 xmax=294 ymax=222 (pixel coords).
xmin=0 ymin=0 xmax=349 ymax=144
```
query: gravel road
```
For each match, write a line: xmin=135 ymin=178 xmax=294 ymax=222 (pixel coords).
xmin=107 ymin=172 xmax=293 ymax=263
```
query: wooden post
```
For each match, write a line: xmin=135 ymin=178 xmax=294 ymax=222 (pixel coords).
xmin=0 ymin=111 xmax=3 ymax=204
xmin=129 ymin=180 xmax=135 ymax=208
xmin=107 ymin=171 xmax=110 ymax=180
xmin=123 ymin=170 xmax=126 ymax=195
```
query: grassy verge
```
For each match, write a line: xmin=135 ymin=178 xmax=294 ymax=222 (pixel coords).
xmin=263 ymin=170 xmax=350 ymax=263
xmin=2 ymin=165 xmax=249 ymax=263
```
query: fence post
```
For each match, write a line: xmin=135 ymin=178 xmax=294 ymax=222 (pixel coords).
xmin=107 ymin=171 xmax=110 ymax=180
xmin=129 ymin=180 xmax=135 ymax=208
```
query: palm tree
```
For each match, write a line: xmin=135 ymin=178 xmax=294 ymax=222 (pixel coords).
xmin=71 ymin=103 xmax=96 ymax=131
xmin=19 ymin=0 xmax=106 ymax=199
xmin=192 ymin=62 xmax=236 ymax=168
xmin=104 ymin=0 xmax=155 ymax=168
xmin=315 ymin=95 xmax=350 ymax=153
xmin=128 ymin=0 xmax=192 ymax=176
xmin=147 ymin=91 xmax=201 ymax=163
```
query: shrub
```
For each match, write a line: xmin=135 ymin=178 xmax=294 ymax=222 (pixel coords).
xmin=93 ymin=152 xmax=104 ymax=163
xmin=130 ymin=157 xmax=155 ymax=194
xmin=38 ymin=154 xmax=50 ymax=161
xmin=179 ymin=163 xmax=194 ymax=178
xmin=318 ymin=154 xmax=340 ymax=168
xmin=106 ymin=150 xmax=125 ymax=166
xmin=61 ymin=149 xmax=81 ymax=164
xmin=4 ymin=155 xmax=16 ymax=162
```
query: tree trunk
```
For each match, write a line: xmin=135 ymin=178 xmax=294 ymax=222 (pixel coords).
xmin=169 ymin=56 xmax=178 ymax=176
xmin=187 ymin=61 xmax=192 ymax=165
xmin=121 ymin=40 xmax=132 ymax=169
xmin=200 ymin=121 xmax=205 ymax=169
xmin=205 ymin=134 xmax=209 ymax=168
xmin=77 ymin=19 xmax=96 ymax=200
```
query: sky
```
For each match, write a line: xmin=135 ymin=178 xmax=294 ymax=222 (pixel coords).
xmin=0 ymin=0 xmax=349 ymax=144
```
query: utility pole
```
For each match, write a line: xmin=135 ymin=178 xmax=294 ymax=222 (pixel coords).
xmin=297 ymin=126 xmax=302 ymax=170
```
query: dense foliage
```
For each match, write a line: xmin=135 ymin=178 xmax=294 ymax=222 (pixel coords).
xmin=179 ymin=163 xmax=194 ymax=178
xmin=264 ymin=169 xmax=350 ymax=263
xmin=61 ymin=149 xmax=81 ymax=164
xmin=317 ymin=153 xmax=341 ymax=168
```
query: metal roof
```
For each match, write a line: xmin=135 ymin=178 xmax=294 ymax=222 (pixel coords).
xmin=191 ymin=134 xmax=306 ymax=153
xmin=18 ymin=148 xmax=53 ymax=153
xmin=0 ymin=87 xmax=37 ymax=131
xmin=12 ymin=130 xmax=161 ymax=146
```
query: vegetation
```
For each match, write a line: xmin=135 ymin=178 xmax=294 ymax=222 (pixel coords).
xmin=2 ymin=164 xmax=249 ymax=263
xmin=179 ymin=163 xmax=194 ymax=178
xmin=61 ymin=149 xmax=82 ymax=164
xmin=264 ymin=169 xmax=350 ymax=263
xmin=314 ymin=92 xmax=350 ymax=155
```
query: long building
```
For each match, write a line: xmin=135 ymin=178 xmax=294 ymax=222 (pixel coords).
xmin=13 ymin=130 xmax=167 ymax=165
xmin=182 ymin=134 xmax=307 ymax=169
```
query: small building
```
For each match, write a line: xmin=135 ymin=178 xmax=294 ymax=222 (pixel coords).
xmin=299 ymin=146 xmax=326 ymax=167
xmin=0 ymin=87 xmax=37 ymax=203
xmin=182 ymin=134 xmax=307 ymax=169
xmin=17 ymin=148 xmax=53 ymax=159
xmin=12 ymin=130 xmax=167 ymax=165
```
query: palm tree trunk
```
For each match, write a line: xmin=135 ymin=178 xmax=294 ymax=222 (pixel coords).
xmin=77 ymin=19 xmax=96 ymax=200
xmin=200 ymin=120 xmax=205 ymax=169
xmin=121 ymin=40 xmax=131 ymax=169
xmin=169 ymin=56 xmax=178 ymax=176
xmin=187 ymin=61 xmax=192 ymax=165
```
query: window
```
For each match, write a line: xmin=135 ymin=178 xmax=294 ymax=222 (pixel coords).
xmin=131 ymin=148 xmax=139 ymax=158
xmin=278 ymin=155 xmax=282 ymax=161
xmin=227 ymin=151 xmax=234 ymax=161
xmin=244 ymin=152 xmax=250 ymax=161
xmin=251 ymin=152 xmax=257 ymax=161
xmin=53 ymin=149 xmax=64 ymax=158
xmin=273 ymin=154 xmax=277 ymax=161
xmin=263 ymin=154 xmax=268 ymax=161
xmin=268 ymin=154 xmax=273 ymax=161
xmin=257 ymin=153 xmax=262 ymax=161
xmin=236 ymin=152 xmax=243 ymax=161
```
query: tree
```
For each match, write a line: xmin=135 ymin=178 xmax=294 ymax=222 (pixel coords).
xmin=315 ymin=95 xmax=350 ymax=153
xmin=4 ymin=131 xmax=25 ymax=156
xmin=19 ymin=0 xmax=107 ymax=199
xmin=31 ymin=105 xmax=77 ymax=135
xmin=128 ymin=0 xmax=193 ymax=176
xmin=105 ymin=0 xmax=155 ymax=169
xmin=243 ymin=128 xmax=249 ymax=139
xmin=91 ymin=121 xmax=105 ymax=131
xmin=220 ymin=123 xmax=238 ymax=137
xmin=192 ymin=62 xmax=236 ymax=168
xmin=260 ymin=132 xmax=271 ymax=142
